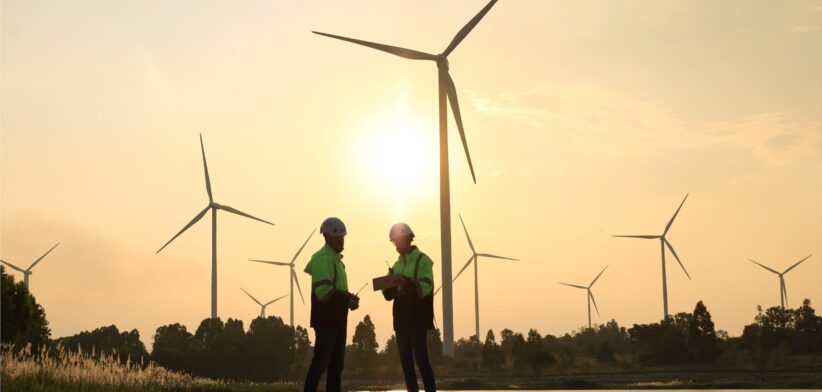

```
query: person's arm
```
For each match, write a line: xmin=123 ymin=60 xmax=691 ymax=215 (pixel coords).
xmin=416 ymin=256 xmax=435 ymax=298
xmin=311 ymin=255 xmax=335 ymax=303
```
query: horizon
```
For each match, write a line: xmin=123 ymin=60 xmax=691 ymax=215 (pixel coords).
xmin=2 ymin=0 xmax=821 ymax=350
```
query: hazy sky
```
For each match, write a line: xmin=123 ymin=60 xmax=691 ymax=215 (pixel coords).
xmin=2 ymin=1 xmax=821 ymax=349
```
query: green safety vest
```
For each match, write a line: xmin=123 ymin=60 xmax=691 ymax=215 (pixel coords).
xmin=304 ymin=244 xmax=349 ymax=302
xmin=391 ymin=246 xmax=434 ymax=298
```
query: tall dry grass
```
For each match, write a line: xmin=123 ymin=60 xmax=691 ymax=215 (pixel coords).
xmin=1 ymin=342 xmax=222 ymax=391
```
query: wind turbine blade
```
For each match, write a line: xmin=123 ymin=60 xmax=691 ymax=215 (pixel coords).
xmin=218 ymin=205 xmax=274 ymax=226
xmin=264 ymin=294 xmax=289 ymax=306
xmin=664 ymin=238 xmax=691 ymax=280
xmin=558 ymin=282 xmax=587 ymax=290
xmin=312 ymin=31 xmax=437 ymax=61
xmin=458 ymin=214 xmax=476 ymax=253
xmin=291 ymin=268 xmax=305 ymax=305
xmin=443 ymin=70 xmax=477 ymax=184
xmin=292 ymin=229 xmax=316 ymax=263
xmin=748 ymin=259 xmax=780 ymax=275
xmin=663 ymin=194 xmax=689 ymax=236
xmin=443 ymin=0 xmax=498 ymax=56
xmin=156 ymin=206 xmax=210 ymax=254
xmin=240 ymin=287 xmax=263 ymax=306
xmin=589 ymin=291 xmax=601 ymax=317
xmin=781 ymin=278 xmax=788 ymax=307
xmin=783 ymin=254 xmax=812 ymax=274
xmin=477 ymin=253 xmax=518 ymax=261
xmin=27 ymin=243 xmax=60 ymax=271
xmin=452 ymin=255 xmax=475 ymax=283
xmin=589 ymin=265 xmax=608 ymax=287
xmin=199 ymin=134 xmax=213 ymax=203
xmin=0 ymin=260 xmax=25 ymax=273
xmin=613 ymin=235 xmax=659 ymax=239
xmin=249 ymin=259 xmax=290 ymax=267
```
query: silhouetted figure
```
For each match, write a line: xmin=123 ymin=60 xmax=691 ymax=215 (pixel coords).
xmin=383 ymin=223 xmax=437 ymax=392
xmin=303 ymin=217 xmax=359 ymax=392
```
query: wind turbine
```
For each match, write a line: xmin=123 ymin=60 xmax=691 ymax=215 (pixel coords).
xmin=559 ymin=265 xmax=608 ymax=329
xmin=445 ymin=214 xmax=518 ymax=340
xmin=240 ymin=288 xmax=288 ymax=319
xmin=313 ymin=0 xmax=500 ymax=357
xmin=748 ymin=255 xmax=812 ymax=308
xmin=0 ymin=243 xmax=60 ymax=290
xmin=249 ymin=229 xmax=315 ymax=327
xmin=613 ymin=194 xmax=691 ymax=319
xmin=156 ymin=134 xmax=274 ymax=319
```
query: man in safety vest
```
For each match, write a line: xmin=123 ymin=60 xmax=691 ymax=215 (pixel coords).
xmin=303 ymin=217 xmax=359 ymax=392
xmin=382 ymin=222 xmax=437 ymax=392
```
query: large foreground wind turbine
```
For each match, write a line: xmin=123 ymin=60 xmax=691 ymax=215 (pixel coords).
xmin=156 ymin=134 xmax=274 ymax=319
xmin=313 ymin=0 xmax=499 ymax=356
xmin=240 ymin=288 xmax=288 ymax=319
xmin=559 ymin=265 xmax=608 ymax=329
xmin=614 ymin=194 xmax=691 ymax=319
xmin=748 ymin=255 xmax=812 ymax=308
xmin=0 ymin=243 xmax=60 ymax=290
xmin=446 ymin=214 xmax=518 ymax=340
xmin=249 ymin=229 xmax=315 ymax=327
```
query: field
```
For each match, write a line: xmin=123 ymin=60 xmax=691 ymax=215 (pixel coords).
xmin=3 ymin=343 xmax=821 ymax=392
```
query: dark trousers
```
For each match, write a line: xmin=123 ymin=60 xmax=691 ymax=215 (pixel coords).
xmin=396 ymin=328 xmax=436 ymax=392
xmin=304 ymin=326 xmax=346 ymax=392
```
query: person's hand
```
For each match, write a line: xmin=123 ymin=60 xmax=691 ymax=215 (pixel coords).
xmin=348 ymin=292 xmax=360 ymax=310
xmin=388 ymin=267 xmax=394 ymax=275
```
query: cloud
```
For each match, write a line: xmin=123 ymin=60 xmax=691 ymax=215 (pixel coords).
xmin=469 ymin=84 xmax=821 ymax=164
xmin=702 ymin=113 xmax=822 ymax=164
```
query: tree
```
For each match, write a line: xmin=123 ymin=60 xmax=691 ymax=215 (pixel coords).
xmin=524 ymin=329 xmax=554 ymax=378
xmin=687 ymin=301 xmax=719 ymax=361
xmin=482 ymin=329 xmax=505 ymax=369
xmin=55 ymin=325 xmax=149 ymax=364
xmin=293 ymin=325 xmax=313 ymax=377
xmin=152 ymin=323 xmax=193 ymax=372
xmin=629 ymin=316 xmax=689 ymax=365
xmin=427 ymin=328 xmax=444 ymax=366
xmin=595 ymin=341 xmax=616 ymax=364
xmin=246 ymin=316 xmax=295 ymax=381
xmin=350 ymin=315 xmax=378 ymax=371
xmin=455 ymin=335 xmax=482 ymax=371
xmin=1 ymin=266 xmax=50 ymax=348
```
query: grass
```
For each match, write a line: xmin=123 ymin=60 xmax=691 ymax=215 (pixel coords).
xmin=1 ymin=342 xmax=224 ymax=392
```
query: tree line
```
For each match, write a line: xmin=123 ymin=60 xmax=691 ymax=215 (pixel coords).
xmin=3 ymin=265 xmax=821 ymax=381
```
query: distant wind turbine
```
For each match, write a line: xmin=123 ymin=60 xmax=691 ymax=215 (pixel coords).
xmin=748 ymin=255 xmax=812 ymax=308
xmin=559 ymin=265 xmax=608 ymax=329
xmin=313 ymin=0 xmax=500 ymax=357
xmin=240 ymin=288 xmax=288 ymax=319
xmin=614 ymin=194 xmax=691 ymax=319
xmin=156 ymin=134 xmax=274 ymax=319
xmin=0 ymin=243 xmax=60 ymax=290
xmin=438 ymin=214 xmax=517 ymax=340
xmin=249 ymin=229 xmax=315 ymax=327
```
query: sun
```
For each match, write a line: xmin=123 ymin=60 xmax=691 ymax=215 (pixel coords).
xmin=354 ymin=100 xmax=437 ymax=218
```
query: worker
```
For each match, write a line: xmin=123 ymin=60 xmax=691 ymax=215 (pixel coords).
xmin=303 ymin=217 xmax=359 ymax=392
xmin=382 ymin=222 xmax=437 ymax=392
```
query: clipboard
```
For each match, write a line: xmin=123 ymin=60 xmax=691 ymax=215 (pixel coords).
xmin=372 ymin=273 xmax=406 ymax=291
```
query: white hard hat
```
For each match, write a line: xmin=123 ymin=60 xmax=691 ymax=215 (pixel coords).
xmin=320 ymin=217 xmax=347 ymax=237
xmin=389 ymin=222 xmax=414 ymax=241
